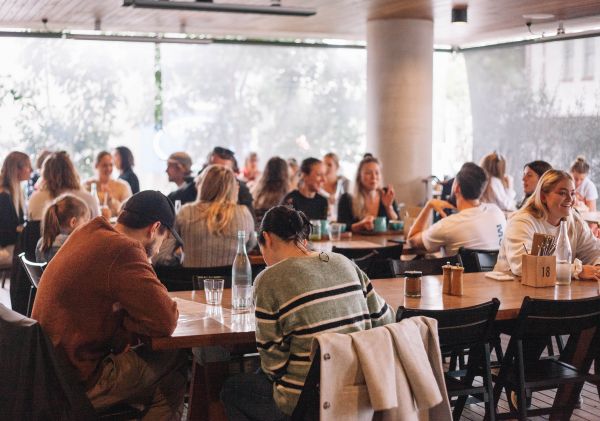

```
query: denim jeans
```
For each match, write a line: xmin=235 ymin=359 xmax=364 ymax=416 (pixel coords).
xmin=221 ymin=369 xmax=290 ymax=421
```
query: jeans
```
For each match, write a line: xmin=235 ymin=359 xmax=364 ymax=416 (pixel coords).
xmin=221 ymin=369 xmax=290 ymax=421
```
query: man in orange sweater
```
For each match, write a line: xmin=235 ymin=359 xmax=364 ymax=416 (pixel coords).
xmin=32 ymin=190 xmax=186 ymax=420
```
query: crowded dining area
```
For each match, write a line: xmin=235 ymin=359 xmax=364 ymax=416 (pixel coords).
xmin=3 ymin=1 xmax=600 ymax=420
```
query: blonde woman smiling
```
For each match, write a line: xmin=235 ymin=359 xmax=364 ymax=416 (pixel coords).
xmin=495 ymin=169 xmax=600 ymax=280
xmin=337 ymin=156 xmax=398 ymax=232
xmin=156 ymin=165 xmax=256 ymax=268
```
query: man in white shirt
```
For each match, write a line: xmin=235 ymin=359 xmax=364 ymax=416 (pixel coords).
xmin=408 ymin=162 xmax=507 ymax=256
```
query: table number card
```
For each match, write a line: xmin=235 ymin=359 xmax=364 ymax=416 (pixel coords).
xmin=521 ymin=254 xmax=556 ymax=287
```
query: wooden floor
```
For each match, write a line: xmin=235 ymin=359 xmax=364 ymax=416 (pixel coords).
xmin=2 ymin=279 xmax=598 ymax=420
xmin=460 ymin=335 xmax=600 ymax=421
xmin=460 ymin=380 xmax=600 ymax=420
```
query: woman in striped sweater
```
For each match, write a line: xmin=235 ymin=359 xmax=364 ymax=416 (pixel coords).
xmin=221 ymin=205 xmax=395 ymax=420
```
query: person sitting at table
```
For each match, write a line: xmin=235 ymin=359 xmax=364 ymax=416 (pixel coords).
xmin=251 ymin=156 xmax=289 ymax=225
xmin=495 ymin=169 xmax=600 ymax=279
xmin=28 ymin=151 xmax=99 ymax=220
xmin=570 ymin=156 xmax=597 ymax=212
xmin=281 ymin=157 xmax=328 ymax=221
xmin=27 ymin=149 xmax=52 ymax=197
xmin=166 ymin=151 xmax=195 ymax=204
xmin=408 ymin=162 xmax=507 ymax=256
xmin=220 ymin=205 xmax=395 ymax=420
xmin=287 ymin=157 xmax=300 ymax=191
xmin=112 ymin=146 xmax=140 ymax=194
xmin=156 ymin=165 xmax=256 ymax=268
xmin=241 ymin=151 xmax=261 ymax=186
xmin=337 ymin=155 xmax=399 ymax=232
xmin=32 ymin=190 xmax=187 ymax=419
xmin=321 ymin=152 xmax=350 ymax=219
xmin=0 ymin=151 xmax=31 ymax=266
xmin=35 ymin=194 xmax=90 ymax=263
xmin=84 ymin=151 xmax=132 ymax=217
xmin=517 ymin=160 xmax=552 ymax=209
xmin=480 ymin=152 xmax=516 ymax=212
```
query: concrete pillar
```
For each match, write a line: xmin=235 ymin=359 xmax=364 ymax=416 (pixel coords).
xmin=367 ymin=19 xmax=433 ymax=206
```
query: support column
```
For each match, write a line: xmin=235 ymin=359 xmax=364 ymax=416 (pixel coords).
xmin=367 ymin=19 xmax=433 ymax=206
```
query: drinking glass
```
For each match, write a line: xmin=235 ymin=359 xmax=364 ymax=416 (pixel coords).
xmin=329 ymin=223 xmax=343 ymax=241
xmin=309 ymin=220 xmax=322 ymax=241
xmin=203 ymin=278 xmax=224 ymax=305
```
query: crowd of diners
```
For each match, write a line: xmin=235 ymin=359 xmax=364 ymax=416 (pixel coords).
xmin=1 ymin=146 xmax=600 ymax=419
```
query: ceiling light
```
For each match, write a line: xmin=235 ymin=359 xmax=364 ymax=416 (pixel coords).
xmin=522 ymin=13 xmax=555 ymax=21
xmin=122 ymin=0 xmax=317 ymax=17
xmin=451 ymin=6 xmax=468 ymax=24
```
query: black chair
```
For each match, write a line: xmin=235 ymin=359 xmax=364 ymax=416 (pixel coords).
xmin=390 ymin=254 xmax=462 ymax=276
xmin=18 ymin=252 xmax=46 ymax=317
xmin=332 ymin=244 xmax=403 ymax=279
xmin=331 ymin=243 xmax=403 ymax=260
xmin=154 ymin=264 xmax=267 ymax=291
xmin=290 ymin=347 xmax=321 ymax=421
xmin=397 ymin=299 xmax=500 ymax=421
xmin=10 ymin=220 xmax=41 ymax=315
xmin=458 ymin=248 xmax=499 ymax=273
xmin=492 ymin=296 xmax=600 ymax=420
xmin=0 ymin=303 xmax=141 ymax=420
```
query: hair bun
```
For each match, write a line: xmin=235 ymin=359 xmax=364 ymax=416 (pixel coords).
xmin=576 ymin=156 xmax=586 ymax=162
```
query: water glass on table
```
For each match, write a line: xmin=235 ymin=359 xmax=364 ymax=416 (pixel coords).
xmin=194 ymin=276 xmax=224 ymax=305
xmin=309 ymin=220 xmax=322 ymax=241
xmin=329 ymin=223 xmax=343 ymax=241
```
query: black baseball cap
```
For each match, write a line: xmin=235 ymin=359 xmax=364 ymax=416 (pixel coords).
xmin=122 ymin=190 xmax=184 ymax=246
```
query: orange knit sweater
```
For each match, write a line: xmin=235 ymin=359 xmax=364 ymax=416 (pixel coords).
xmin=32 ymin=217 xmax=178 ymax=382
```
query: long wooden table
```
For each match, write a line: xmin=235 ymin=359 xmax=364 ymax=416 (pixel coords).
xmin=152 ymin=273 xmax=600 ymax=420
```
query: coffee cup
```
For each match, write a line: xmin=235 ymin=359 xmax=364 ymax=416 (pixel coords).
xmin=374 ymin=216 xmax=387 ymax=233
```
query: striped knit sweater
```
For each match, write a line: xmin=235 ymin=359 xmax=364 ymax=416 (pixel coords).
xmin=254 ymin=252 xmax=395 ymax=415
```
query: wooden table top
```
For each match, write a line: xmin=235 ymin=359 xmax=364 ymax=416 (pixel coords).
xmin=150 ymin=272 xmax=600 ymax=350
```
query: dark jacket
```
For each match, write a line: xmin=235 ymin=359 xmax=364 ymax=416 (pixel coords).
xmin=337 ymin=192 xmax=399 ymax=228
xmin=0 ymin=191 xmax=22 ymax=247
xmin=0 ymin=304 xmax=98 ymax=420
xmin=119 ymin=168 xmax=140 ymax=194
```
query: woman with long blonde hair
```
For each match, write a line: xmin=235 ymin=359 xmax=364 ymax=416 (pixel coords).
xmin=480 ymin=152 xmax=516 ymax=211
xmin=337 ymin=156 xmax=398 ymax=232
xmin=0 ymin=151 xmax=32 ymax=264
xmin=28 ymin=151 xmax=99 ymax=220
xmin=495 ymin=169 xmax=600 ymax=280
xmin=155 ymin=165 xmax=256 ymax=268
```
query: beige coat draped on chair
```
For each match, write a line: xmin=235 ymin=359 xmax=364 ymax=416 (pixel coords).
xmin=313 ymin=316 xmax=451 ymax=421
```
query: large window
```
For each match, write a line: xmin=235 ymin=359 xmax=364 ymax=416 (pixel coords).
xmin=0 ymin=38 xmax=366 ymax=193
xmin=459 ymin=38 xmax=600 ymax=204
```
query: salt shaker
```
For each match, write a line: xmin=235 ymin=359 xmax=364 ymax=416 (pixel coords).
xmin=442 ymin=263 xmax=452 ymax=294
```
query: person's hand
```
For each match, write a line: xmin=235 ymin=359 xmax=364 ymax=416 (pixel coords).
xmin=579 ymin=265 xmax=600 ymax=281
xmin=381 ymin=185 xmax=395 ymax=208
xmin=358 ymin=215 xmax=375 ymax=231
xmin=100 ymin=206 xmax=111 ymax=219
xmin=427 ymin=199 xmax=456 ymax=218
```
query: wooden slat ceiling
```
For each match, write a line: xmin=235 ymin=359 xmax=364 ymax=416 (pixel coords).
xmin=1 ymin=0 xmax=600 ymax=45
